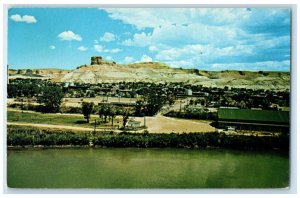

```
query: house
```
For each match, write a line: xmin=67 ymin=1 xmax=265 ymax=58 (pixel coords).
xmin=192 ymin=91 xmax=209 ymax=97
xmin=185 ymin=104 xmax=203 ymax=113
xmin=185 ymin=89 xmax=193 ymax=96
xmin=126 ymin=119 xmax=141 ymax=129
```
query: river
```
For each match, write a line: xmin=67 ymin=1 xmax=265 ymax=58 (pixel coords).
xmin=7 ymin=148 xmax=289 ymax=188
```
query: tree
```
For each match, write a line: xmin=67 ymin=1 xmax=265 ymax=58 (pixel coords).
xmin=121 ymin=108 xmax=130 ymax=129
xmin=167 ymin=95 xmax=175 ymax=106
xmin=39 ymin=86 xmax=64 ymax=113
xmin=99 ymin=104 xmax=110 ymax=123
xmin=135 ymin=100 xmax=144 ymax=116
xmin=109 ymin=105 xmax=116 ymax=126
xmin=143 ymin=91 xmax=167 ymax=116
xmin=239 ymin=100 xmax=247 ymax=109
xmin=82 ymin=102 xmax=94 ymax=123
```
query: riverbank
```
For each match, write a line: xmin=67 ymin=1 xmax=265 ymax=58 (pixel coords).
xmin=7 ymin=125 xmax=289 ymax=151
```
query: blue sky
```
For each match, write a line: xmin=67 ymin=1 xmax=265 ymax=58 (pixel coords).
xmin=8 ymin=8 xmax=290 ymax=71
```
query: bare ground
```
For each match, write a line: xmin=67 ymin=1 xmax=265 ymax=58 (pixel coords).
xmin=134 ymin=114 xmax=215 ymax=133
xmin=7 ymin=122 xmax=120 ymax=133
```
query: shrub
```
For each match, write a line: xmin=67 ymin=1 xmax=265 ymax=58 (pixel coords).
xmin=7 ymin=126 xmax=289 ymax=151
xmin=238 ymin=71 xmax=245 ymax=75
xmin=60 ymin=106 xmax=82 ymax=114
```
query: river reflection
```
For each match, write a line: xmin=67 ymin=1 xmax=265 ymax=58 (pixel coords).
xmin=7 ymin=148 xmax=289 ymax=188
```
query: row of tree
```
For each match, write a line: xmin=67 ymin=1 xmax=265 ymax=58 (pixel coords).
xmin=82 ymin=102 xmax=130 ymax=129
xmin=7 ymin=126 xmax=289 ymax=152
xmin=81 ymin=89 xmax=173 ymax=126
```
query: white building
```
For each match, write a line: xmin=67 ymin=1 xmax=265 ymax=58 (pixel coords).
xmin=127 ymin=119 xmax=141 ymax=129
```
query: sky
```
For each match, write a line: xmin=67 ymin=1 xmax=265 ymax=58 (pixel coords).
xmin=7 ymin=7 xmax=291 ymax=71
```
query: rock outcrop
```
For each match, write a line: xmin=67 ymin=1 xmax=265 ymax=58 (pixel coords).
xmin=91 ymin=56 xmax=105 ymax=65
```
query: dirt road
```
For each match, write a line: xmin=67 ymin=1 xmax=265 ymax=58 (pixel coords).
xmin=7 ymin=122 xmax=120 ymax=133
xmin=134 ymin=113 xmax=215 ymax=133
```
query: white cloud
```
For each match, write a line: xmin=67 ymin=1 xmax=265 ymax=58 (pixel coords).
xmin=77 ymin=46 xmax=88 ymax=51
xmin=154 ymin=44 xmax=257 ymax=69
xmin=122 ymin=32 xmax=152 ymax=47
xmin=94 ymin=40 xmax=99 ymax=44
xmin=140 ymin=54 xmax=153 ymax=62
xmin=124 ymin=56 xmax=135 ymax=63
xmin=155 ymin=44 xmax=205 ymax=61
xmin=104 ymin=8 xmax=285 ymax=30
xmin=103 ymin=8 xmax=289 ymax=47
xmin=94 ymin=44 xmax=122 ymax=53
xmin=100 ymin=32 xmax=116 ymax=42
xmin=149 ymin=46 xmax=158 ymax=52
xmin=103 ymin=8 xmax=290 ymax=71
xmin=156 ymin=44 xmax=255 ymax=62
xmin=165 ymin=60 xmax=195 ymax=68
xmin=104 ymin=8 xmax=194 ymax=29
xmin=210 ymin=60 xmax=290 ymax=71
xmin=106 ymin=56 xmax=113 ymax=61
xmin=109 ymin=48 xmax=122 ymax=53
xmin=58 ymin=31 xmax=82 ymax=41
xmin=151 ymin=23 xmax=245 ymax=47
xmin=49 ymin=45 xmax=56 ymax=50
xmin=104 ymin=9 xmax=252 ymax=49
xmin=10 ymin=14 xmax=37 ymax=23
xmin=94 ymin=44 xmax=104 ymax=52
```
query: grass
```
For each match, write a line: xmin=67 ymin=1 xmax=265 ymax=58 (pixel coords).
xmin=7 ymin=110 xmax=122 ymax=129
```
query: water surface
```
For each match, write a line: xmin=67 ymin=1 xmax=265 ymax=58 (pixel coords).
xmin=7 ymin=148 xmax=289 ymax=188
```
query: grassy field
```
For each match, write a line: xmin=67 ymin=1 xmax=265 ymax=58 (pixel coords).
xmin=7 ymin=110 xmax=122 ymax=129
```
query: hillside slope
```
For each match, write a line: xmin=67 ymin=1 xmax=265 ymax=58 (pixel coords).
xmin=61 ymin=62 xmax=207 ymax=84
xmin=8 ymin=59 xmax=290 ymax=90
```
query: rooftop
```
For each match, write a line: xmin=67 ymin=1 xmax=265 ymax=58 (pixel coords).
xmin=218 ymin=108 xmax=289 ymax=124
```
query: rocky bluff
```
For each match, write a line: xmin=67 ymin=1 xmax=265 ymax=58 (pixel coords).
xmin=91 ymin=56 xmax=116 ymax=65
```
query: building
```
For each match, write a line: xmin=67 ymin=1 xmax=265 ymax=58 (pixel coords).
xmin=185 ymin=89 xmax=193 ymax=96
xmin=217 ymin=108 xmax=289 ymax=132
xmin=126 ymin=119 xmax=141 ymax=129
xmin=185 ymin=104 xmax=203 ymax=113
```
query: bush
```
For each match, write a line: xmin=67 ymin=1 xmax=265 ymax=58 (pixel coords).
xmin=258 ymin=71 xmax=269 ymax=76
xmin=238 ymin=71 xmax=245 ymax=75
xmin=209 ymin=73 xmax=219 ymax=79
xmin=7 ymin=126 xmax=289 ymax=151
xmin=8 ymin=103 xmax=20 ymax=109
xmin=60 ymin=106 xmax=82 ymax=114
xmin=164 ymin=110 xmax=217 ymax=121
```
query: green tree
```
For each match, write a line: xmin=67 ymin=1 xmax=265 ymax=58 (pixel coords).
xmin=39 ymin=86 xmax=64 ymax=113
xmin=144 ymin=92 xmax=167 ymax=116
xmin=135 ymin=100 xmax=144 ymax=116
xmin=239 ymin=100 xmax=247 ymax=109
xmin=82 ymin=102 xmax=94 ymax=123
xmin=109 ymin=105 xmax=117 ymax=126
xmin=167 ymin=95 xmax=175 ymax=106
xmin=99 ymin=104 xmax=110 ymax=123
xmin=121 ymin=108 xmax=130 ymax=129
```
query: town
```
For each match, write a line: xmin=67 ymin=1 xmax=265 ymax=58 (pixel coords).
xmin=7 ymin=77 xmax=290 ymax=135
xmin=6 ymin=7 xmax=292 ymax=189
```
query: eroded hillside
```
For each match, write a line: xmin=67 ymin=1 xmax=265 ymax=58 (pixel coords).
xmin=8 ymin=57 xmax=290 ymax=90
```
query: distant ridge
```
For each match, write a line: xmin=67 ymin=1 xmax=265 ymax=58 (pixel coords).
xmin=8 ymin=56 xmax=290 ymax=90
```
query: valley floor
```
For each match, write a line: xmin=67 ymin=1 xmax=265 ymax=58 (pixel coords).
xmin=7 ymin=109 xmax=216 ymax=134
